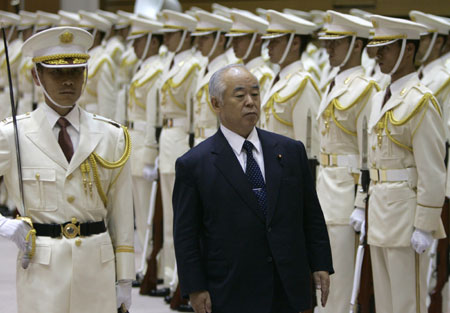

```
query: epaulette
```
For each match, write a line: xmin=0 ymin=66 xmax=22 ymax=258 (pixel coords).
xmin=1 ymin=112 xmax=31 ymax=125
xmin=92 ymin=114 xmax=121 ymax=128
xmin=88 ymin=55 xmax=114 ymax=79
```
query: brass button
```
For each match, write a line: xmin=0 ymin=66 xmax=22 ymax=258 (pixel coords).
xmin=75 ymin=239 xmax=82 ymax=247
xmin=67 ymin=196 xmax=75 ymax=203
xmin=67 ymin=174 xmax=73 ymax=180
xmin=372 ymin=145 xmax=376 ymax=151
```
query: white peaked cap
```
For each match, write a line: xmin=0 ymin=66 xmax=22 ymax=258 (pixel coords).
xmin=256 ymin=8 xmax=267 ymax=18
xmin=128 ymin=16 xmax=163 ymax=40
xmin=409 ymin=11 xmax=450 ymax=35
xmin=262 ymin=10 xmax=317 ymax=39
xmin=320 ymin=10 xmax=373 ymax=40
xmin=212 ymin=3 xmax=231 ymax=18
xmin=226 ymin=9 xmax=268 ymax=37
xmin=283 ymin=9 xmax=312 ymax=21
xmin=22 ymin=26 xmax=93 ymax=67
xmin=18 ymin=11 xmax=36 ymax=29
xmin=36 ymin=11 xmax=60 ymax=29
xmin=79 ymin=11 xmax=112 ymax=33
xmin=161 ymin=10 xmax=197 ymax=32
xmin=58 ymin=10 xmax=80 ymax=27
xmin=96 ymin=10 xmax=119 ymax=25
xmin=192 ymin=11 xmax=232 ymax=36
xmin=0 ymin=10 xmax=20 ymax=26
xmin=310 ymin=10 xmax=326 ymax=26
xmin=349 ymin=8 xmax=373 ymax=21
xmin=368 ymin=15 xmax=429 ymax=47
xmin=116 ymin=10 xmax=134 ymax=28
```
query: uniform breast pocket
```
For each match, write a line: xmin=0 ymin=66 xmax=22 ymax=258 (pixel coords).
xmin=22 ymin=168 xmax=57 ymax=211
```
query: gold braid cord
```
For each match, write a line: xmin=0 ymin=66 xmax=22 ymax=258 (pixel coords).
xmin=86 ymin=126 xmax=131 ymax=207
xmin=16 ymin=216 xmax=36 ymax=259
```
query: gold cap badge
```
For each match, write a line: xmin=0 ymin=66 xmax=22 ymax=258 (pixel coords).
xmin=59 ymin=31 xmax=74 ymax=44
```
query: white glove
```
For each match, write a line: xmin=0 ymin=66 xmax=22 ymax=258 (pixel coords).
xmin=411 ymin=228 xmax=433 ymax=254
xmin=142 ymin=157 xmax=159 ymax=182
xmin=349 ymin=207 xmax=365 ymax=232
xmin=0 ymin=216 xmax=31 ymax=252
xmin=116 ymin=279 xmax=132 ymax=310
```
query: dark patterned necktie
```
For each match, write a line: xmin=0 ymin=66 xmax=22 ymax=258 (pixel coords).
xmin=328 ymin=78 xmax=336 ymax=92
xmin=242 ymin=140 xmax=267 ymax=216
xmin=382 ymin=85 xmax=391 ymax=108
xmin=57 ymin=117 xmax=74 ymax=162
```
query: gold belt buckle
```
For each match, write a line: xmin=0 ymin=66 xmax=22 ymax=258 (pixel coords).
xmin=61 ymin=218 xmax=80 ymax=239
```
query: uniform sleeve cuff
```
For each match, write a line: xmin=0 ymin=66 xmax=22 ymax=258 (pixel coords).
xmin=115 ymin=248 xmax=135 ymax=281
xmin=414 ymin=204 xmax=442 ymax=233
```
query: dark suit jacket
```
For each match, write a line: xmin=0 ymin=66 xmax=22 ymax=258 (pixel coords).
xmin=173 ymin=128 xmax=333 ymax=313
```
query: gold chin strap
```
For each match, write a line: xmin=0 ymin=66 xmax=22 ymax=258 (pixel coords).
xmin=16 ymin=216 xmax=36 ymax=259
xmin=85 ymin=126 xmax=132 ymax=207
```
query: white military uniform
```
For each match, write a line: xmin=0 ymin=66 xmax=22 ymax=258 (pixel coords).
xmin=106 ymin=35 xmax=125 ymax=66
xmin=158 ymin=9 xmax=200 ymax=285
xmin=365 ymin=16 xmax=446 ymax=313
xmin=261 ymin=11 xmax=321 ymax=159
xmin=315 ymin=11 xmax=377 ymax=313
xmin=0 ymin=38 xmax=22 ymax=120
xmin=246 ymin=56 xmax=274 ymax=101
xmin=126 ymin=17 xmax=165 ymax=250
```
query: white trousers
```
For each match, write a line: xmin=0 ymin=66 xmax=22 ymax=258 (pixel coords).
xmin=316 ymin=224 xmax=356 ymax=313
xmin=160 ymin=172 xmax=176 ymax=286
xmin=132 ymin=176 xmax=152 ymax=259
xmin=371 ymin=245 xmax=429 ymax=313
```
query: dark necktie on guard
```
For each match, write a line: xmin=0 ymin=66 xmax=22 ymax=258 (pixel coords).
xmin=328 ymin=78 xmax=336 ymax=92
xmin=57 ymin=117 xmax=74 ymax=162
xmin=382 ymin=85 xmax=391 ymax=108
xmin=242 ymin=140 xmax=268 ymax=216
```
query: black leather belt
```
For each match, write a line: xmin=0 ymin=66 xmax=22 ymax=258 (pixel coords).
xmin=34 ymin=219 xmax=106 ymax=239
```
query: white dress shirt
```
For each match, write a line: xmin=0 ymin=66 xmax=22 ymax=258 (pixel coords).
xmin=220 ymin=124 xmax=265 ymax=181
xmin=42 ymin=103 xmax=80 ymax=152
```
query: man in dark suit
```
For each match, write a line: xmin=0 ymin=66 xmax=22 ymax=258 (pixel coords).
xmin=173 ymin=64 xmax=333 ymax=313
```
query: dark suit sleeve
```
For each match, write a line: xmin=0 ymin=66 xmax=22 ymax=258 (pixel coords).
xmin=173 ymin=157 xmax=208 ymax=296
xmin=297 ymin=142 xmax=334 ymax=274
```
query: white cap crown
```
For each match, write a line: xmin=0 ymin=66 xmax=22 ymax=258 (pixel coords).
xmin=192 ymin=11 xmax=232 ymax=36
xmin=409 ymin=11 xmax=450 ymax=35
xmin=161 ymin=10 xmax=197 ymax=32
xmin=226 ymin=9 xmax=268 ymax=37
xmin=262 ymin=10 xmax=317 ymax=39
xmin=320 ymin=10 xmax=373 ymax=40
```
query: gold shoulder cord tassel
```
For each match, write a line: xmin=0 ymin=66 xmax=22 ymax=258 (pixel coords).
xmin=87 ymin=126 xmax=132 ymax=207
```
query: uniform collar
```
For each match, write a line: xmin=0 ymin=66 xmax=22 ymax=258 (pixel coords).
xmin=220 ymin=124 xmax=262 ymax=156
xmin=279 ymin=60 xmax=304 ymax=80
xmin=334 ymin=66 xmax=363 ymax=86
xmin=208 ymin=52 xmax=228 ymax=72
xmin=42 ymin=102 xmax=80 ymax=133
xmin=390 ymin=72 xmax=418 ymax=95
xmin=173 ymin=48 xmax=194 ymax=66
xmin=422 ymin=57 xmax=445 ymax=76
xmin=246 ymin=56 xmax=265 ymax=71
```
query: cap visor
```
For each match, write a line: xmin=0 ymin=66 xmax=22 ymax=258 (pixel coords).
xmin=127 ymin=33 xmax=146 ymax=40
xmin=261 ymin=33 xmax=288 ymax=40
xmin=191 ymin=31 xmax=215 ymax=37
xmin=367 ymin=39 xmax=399 ymax=47
xmin=39 ymin=63 xmax=87 ymax=68
xmin=225 ymin=32 xmax=251 ymax=37
xmin=319 ymin=35 xmax=349 ymax=40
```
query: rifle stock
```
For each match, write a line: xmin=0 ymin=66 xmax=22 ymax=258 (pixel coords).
xmin=139 ymin=175 xmax=164 ymax=295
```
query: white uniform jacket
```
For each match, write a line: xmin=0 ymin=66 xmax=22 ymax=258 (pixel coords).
xmin=367 ymin=73 xmax=446 ymax=247
xmin=128 ymin=54 xmax=164 ymax=176
xmin=0 ymin=105 xmax=134 ymax=312
xmin=105 ymin=36 xmax=125 ymax=66
xmin=0 ymin=38 xmax=22 ymax=119
xmin=246 ymin=56 xmax=274 ymax=102
xmin=193 ymin=52 xmax=230 ymax=144
xmin=79 ymin=46 xmax=118 ymax=119
xmin=316 ymin=66 xmax=379 ymax=225
xmin=261 ymin=60 xmax=321 ymax=159
xmin=159 ymin=49 xmax=200 ymax=173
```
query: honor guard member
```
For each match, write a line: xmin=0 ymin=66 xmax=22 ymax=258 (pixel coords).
xmin=97 ymin=10 xmax=126 ymax=67
xmin=58 ymin=10 xmax=80 ymax=27
xmin=126 ymin=16 xmax=165 ymax=264
xmin=115 ymin=10 xmax=138 ymax=124
xmin=261 ymin=10 xmax=321 ymax=159
xmin=192 ymin=11 xmax=233 ymax=145
xmin=35 ymin=10 xmax=60 ymax=32
xmin=17 ymin=11 xmax=37 ymax=115
xmin=227 ymin=9 xmax=274 ymax=101
xmin=77 ymin=12 xmax=118 ymax=120
xmin=0 ymin=11 xmax=21 ymax=120
xmin=210 ymin=4 xmax=240 ymax=66
xmin=440 ymin=17 xmax=450 ymax=70
xmin=0 ymin=26 xmax=134 ymax=312
xmin=315 ymin=11 xmax=378 ymax=313
xmin=410 ymin=11 xmax=450 ymax=114
xmin=357 ymin=16 xmax=446 ymax=313
xmin=158 ymin=9 xmax=200 ymax=290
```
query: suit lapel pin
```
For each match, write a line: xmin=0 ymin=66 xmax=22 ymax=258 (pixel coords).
xmin=277 ymin=154 xmax=282 ymax=159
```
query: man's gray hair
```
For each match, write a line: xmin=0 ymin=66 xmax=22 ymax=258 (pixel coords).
xmin=209 ymin=64 xmax=252 ymax=103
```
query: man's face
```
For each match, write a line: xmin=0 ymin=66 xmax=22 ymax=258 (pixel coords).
xmin=268 ymin=35 xmax=288 ymax=64
xmin=366 ymin=46 xmax=378 ymax=59
xmin=214 ymin=68 xmax=260 ymax=137
xmin=197 ymin=33 xmax=215 ymax=57
xmin=133 ymin=35 xmax=148 ymax=59
xmin=34 ymin=66 xmax=85 ymax=107
xmin=164 ymin=31 xmax=182 ymax=52
xmin=376 ymin=41 xmax=401 ymax=74
xmin=232 ymin=34 xmax=252 ymax=59
xmin=417 ymin=34 xmax=432 ymax=61
xmin=325 ymin=37 xmax=350 ymax=67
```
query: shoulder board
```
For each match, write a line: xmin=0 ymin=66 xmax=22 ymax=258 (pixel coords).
xmin=390 ymin=92 xmax=440 ymax=126
xmin=92 ymin=114 xmax=121 ymax=128
xmin=170 ymin=63 xmax=200 ymax=88
xmin=88 ymin=56 xmax=114 ymax=79
xmin=333 ymin=79 xmax=379 ymax=111
xmin=1 ymin=112 xmax=31 ymax=125
xmin=275 ymin=75 xmax=319 ymax=103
